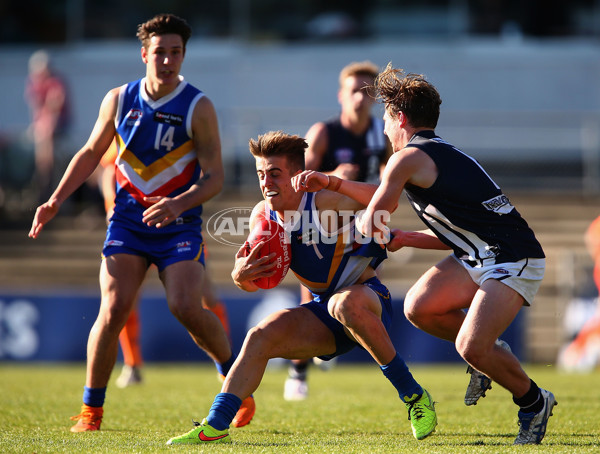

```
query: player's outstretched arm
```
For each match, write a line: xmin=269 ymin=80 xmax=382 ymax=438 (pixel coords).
xmin=29 ymin=88 xmax=119 ymax=239
xmin=387 ymin=228 xmax=451 ymax=252
xmin=292 ymin=170 xmax=379 ymax=209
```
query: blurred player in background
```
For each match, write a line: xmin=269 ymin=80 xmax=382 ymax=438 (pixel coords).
xmin=100 ymin=141 xmax=232 ymax=388
xmin=304 ymin=60 xmax=391 ymax=182
xmin=25 ymin=49 xmax=71 ymax=203
xmin=166 ymin=131 xmax=437 ymax=445
xmin=354 ymin=63 xmax=556 ymax=445
xmin=284 ymin=61 xmax=393 ymax=401
xmin=29 ymin=13 xmax=253 ymax=432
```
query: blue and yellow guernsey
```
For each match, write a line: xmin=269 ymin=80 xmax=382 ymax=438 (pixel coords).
xmin=267 ymin=192 xmax=387 ymax=301
xmin=111 ymin=77 xmax=205 ymax=233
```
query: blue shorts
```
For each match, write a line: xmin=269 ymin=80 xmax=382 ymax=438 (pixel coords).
xmin=102 ymin=221 xmax=205 ymax=272
xmin=302 ymin=277 xmax=393 ymax=361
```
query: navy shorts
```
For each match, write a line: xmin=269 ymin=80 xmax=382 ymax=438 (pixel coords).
xmin=102 ymin=221 xmax=205 ymax=272
xmin=302 ymin=276 xmax=393 ymax=361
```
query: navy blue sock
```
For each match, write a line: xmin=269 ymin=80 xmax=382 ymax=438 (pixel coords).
xmin=206 ymin=393 xmax=242 ymax=430
xmin=513 ymin=380 xmax=543 ymax=413
xmin=215 ymin=354 xmax=236 ymax=377
xmin=380 ymin=353 xmax=423 ymax=403
xmin=82 ymin=386 xmax=106 ymax=407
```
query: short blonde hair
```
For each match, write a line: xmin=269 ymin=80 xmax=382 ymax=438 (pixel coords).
xmin=249 ymin=131 xmax=307 ymax=173
xmin=339 ymin=61 xmax=380 ymax=87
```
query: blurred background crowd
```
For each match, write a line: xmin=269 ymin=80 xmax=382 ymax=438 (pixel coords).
xmin=2 ymin=1 xmax=600 ymax=222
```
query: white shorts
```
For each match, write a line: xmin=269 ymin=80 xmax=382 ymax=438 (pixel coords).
xmin=452 ymin=255 xmax=546 ymax=306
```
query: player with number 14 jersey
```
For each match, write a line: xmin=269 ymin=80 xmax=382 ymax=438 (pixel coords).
xmin=111 ymin=77 xmax=205 ymax=234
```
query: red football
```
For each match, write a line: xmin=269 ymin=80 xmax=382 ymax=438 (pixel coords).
xmin=245 ymin=218 xmax=291 ymax=289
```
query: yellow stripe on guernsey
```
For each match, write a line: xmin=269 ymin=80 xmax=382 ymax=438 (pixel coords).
xmin=293 ymin=234 xmax=347 ymax=291
xmin=115 ymin=139 xmax=196 ymax=195
xmin=194 ymin=243 xmax=205 ymax=262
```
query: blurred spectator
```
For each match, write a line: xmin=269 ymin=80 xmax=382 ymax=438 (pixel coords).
xmin=25 ymin=49 xmax=71 ymax=203
xmin=558 ymin=215 xmax=600 ymax=371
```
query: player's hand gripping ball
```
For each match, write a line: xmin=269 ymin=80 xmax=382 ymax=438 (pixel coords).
xmin=245 ymin=218 xmax=291 ymax=289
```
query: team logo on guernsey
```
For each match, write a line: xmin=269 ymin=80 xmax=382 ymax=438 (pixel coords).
xmin=154 ymin=111 xmax=183 ymax=126
xmin=125 ymin=109 xmax=142 ymax=126
xmin=481 ymin=194 xmax=514 ymax=214
xmin=126 ymin=109 xmax=142 ymax=120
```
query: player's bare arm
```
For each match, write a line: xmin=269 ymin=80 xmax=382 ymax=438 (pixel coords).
xmin=29 ymin=88 xmax=119 ymax=239
xmin=357 ymin=147 xmax=436 ymax=237
xmin=304 ymin=121 xmax=328 ymax=171
xmin=387 ymin=228 xmax=450 ymax=253
xmin=143 ymin=95 xmax=224 ymax=228
xmin=292 ymin=170 xmax=378 ymax=212
xmin=305 ymin=122 xmax=358 ymax=179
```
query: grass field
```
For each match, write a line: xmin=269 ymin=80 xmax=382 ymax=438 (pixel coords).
xmin=1 ymin=362 xmax=598 ymax=453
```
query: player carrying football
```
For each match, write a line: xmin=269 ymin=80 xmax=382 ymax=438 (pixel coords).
xmin=167 ymin=130 xmax=438 ymax=445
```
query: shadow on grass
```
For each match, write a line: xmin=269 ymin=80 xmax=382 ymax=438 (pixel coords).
xmin=424 ymin=431 xmax=600 ymax=447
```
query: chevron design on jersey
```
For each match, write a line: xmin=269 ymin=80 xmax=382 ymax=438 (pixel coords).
xmin=115 ymin=137 xmax=197 ymax=207
xmin=293 ymin=235 xmax=346 ymax=290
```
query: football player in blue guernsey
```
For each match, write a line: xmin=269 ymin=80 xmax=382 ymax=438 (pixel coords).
xmin=347 ymin=63 xmax=556 ymax=445
xmin=29 ymin=13 xmax=254 ymax=432
xmin=166 ymin=130 xmax=437 ymax=445
xmin=284 ymin=60 xmax=394 ymax=402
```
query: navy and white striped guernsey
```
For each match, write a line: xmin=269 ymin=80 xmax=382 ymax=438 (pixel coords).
xmin=404 ymin=130 xmax=545 ymax=267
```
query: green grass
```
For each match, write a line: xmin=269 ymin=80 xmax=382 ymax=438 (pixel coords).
xmin=1 ymin=362 xmax=598 ymax=453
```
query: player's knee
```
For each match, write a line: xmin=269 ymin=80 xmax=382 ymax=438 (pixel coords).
xmin=99 ymin=297 xmax=132 ymax=330
xmin=456 ymin=334 xmax=485 ymax=366
xmin=403 ymin=293 xmax=426 ymax=326
xmin=329 ymin=296 xmax=361 ymax=327
xmin=244 ymin=325 xmax=278 ymax=358
xmin=168 ymin=298 xmax=200 ymax=322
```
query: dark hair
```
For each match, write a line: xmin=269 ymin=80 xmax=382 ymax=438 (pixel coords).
xmin=136 ymin=14 xmax=192 ymax=49
xmin=375 ymin=63 xmax=442 ymax=129
xmin=249 ymin=131 xmax=307 ymax=172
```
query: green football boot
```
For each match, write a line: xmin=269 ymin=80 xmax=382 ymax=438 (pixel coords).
xmin=405 ymin=388 xmax=437 ymax=440
xmin=166 ymin=418 xmax=231 ymax=445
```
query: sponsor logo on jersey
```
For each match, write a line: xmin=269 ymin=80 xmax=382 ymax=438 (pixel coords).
xmin=176 ymin=240 xmax=192 ymax=253
xmin=484 ymin=245 xmax=500 ymax=258
xmin=493 ymin=268 xmax=510 ymax=275
xmin=105 ymin=240 xmax=124 ymax=247
xmin=481 ymin=194 xmax=514 ymax=214
xmin=154 ymin=111 xmax=183 ymax=126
